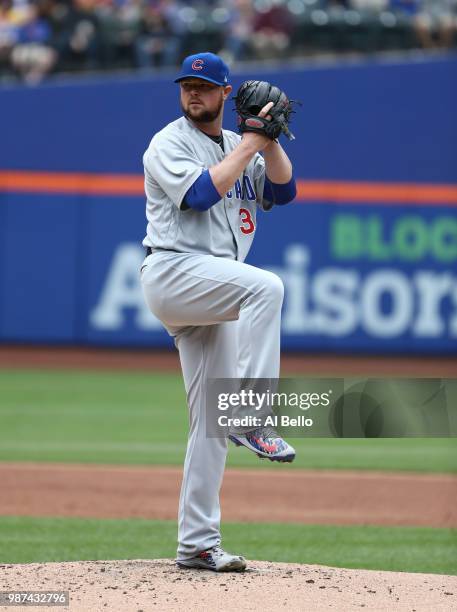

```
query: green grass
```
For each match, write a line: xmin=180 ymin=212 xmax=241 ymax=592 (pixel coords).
xmin=0 ymin=517 xmax=455 ymax=575
xmin=0 ymin=369 xmax=456 ymax=472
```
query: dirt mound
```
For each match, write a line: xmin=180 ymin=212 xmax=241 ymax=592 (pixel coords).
xmin=1 ymin=559 xmax=455 ymax=611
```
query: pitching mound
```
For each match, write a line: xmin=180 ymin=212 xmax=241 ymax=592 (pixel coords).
xmin=1 ymin=559 xmax=456 ymax=611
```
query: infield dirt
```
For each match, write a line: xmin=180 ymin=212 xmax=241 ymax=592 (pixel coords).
xmin=1 ymin=345 xmax=456 ymax=377
xmin=1 ymin=463 xmax=456 ymax=528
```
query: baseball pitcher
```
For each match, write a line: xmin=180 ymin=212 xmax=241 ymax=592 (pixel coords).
xmin=141 ymin=52 xmax=297 ymax=572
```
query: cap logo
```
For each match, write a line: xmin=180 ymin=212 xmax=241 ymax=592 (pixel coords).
xmin=192 ymin=59 xmax=204 ymax=71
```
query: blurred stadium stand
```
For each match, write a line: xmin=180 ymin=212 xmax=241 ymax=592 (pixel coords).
xmin=1 ymin=0 xmax=456 ymax=84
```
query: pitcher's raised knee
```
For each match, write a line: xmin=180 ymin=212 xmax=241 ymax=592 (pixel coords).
xmin=257 ymin=271 xmax=284 ymax=308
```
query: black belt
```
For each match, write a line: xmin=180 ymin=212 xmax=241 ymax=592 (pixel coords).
xmin=145 ymin=247 xmax=179 ymax=256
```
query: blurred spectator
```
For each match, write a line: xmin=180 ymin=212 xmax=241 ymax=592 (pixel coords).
xmin=414 ymin=0 xmax=457 ymax=48
xmin=10 ymin=1 xmax=57 ymax=82
xmin=251 ymin=0 xmax=293 ymax=60
xmin=135 ymin=0 xmax=184 ymax=69
xmin=349 ymin=0 xmax=388 ymax=9
xmin=390 ymin=0 xmax=420 ymax=15
xmin=346 ymin=0 xmax=389 ymax=53
xmin=221 ymin=0 xmax=255 ymax=63
xmin=0 ymin=0 xmax=29 ymax=75
xmin=97 ymin=0 xmax=141 ymax=69
xmin=54 ymin=0 xmax=102 ymax=71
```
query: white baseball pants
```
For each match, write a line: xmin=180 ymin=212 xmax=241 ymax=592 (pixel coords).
xmin=141 ymin=250 xmax=283 ymax=560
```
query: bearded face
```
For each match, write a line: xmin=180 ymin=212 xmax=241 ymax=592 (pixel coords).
xmin=180 ymin=80 xmax=227 ymax=125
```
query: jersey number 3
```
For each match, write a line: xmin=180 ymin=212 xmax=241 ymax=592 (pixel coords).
xmin=239 ymin=208 xmax=255 ymax=235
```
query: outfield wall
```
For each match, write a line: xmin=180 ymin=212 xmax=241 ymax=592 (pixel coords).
xmin=1 ymin=54 xmax=456 ymax=352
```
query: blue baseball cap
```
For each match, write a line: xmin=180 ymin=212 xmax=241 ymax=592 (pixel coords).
xmin=174 ymin=52 xmax=229 ymax=87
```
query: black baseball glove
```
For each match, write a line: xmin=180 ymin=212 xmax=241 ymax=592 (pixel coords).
xmin=234 ymin=80 xmax=299 ymax=141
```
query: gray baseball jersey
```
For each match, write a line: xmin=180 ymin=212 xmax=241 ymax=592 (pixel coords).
xmin=142 ymin=116 xmax=272 ymax=262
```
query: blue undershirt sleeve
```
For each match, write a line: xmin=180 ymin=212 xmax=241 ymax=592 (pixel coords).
xmin=181 ymin=169 xmax=221 ymax=211
xmin=263 ymin=175 xmax=296 ymax=206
